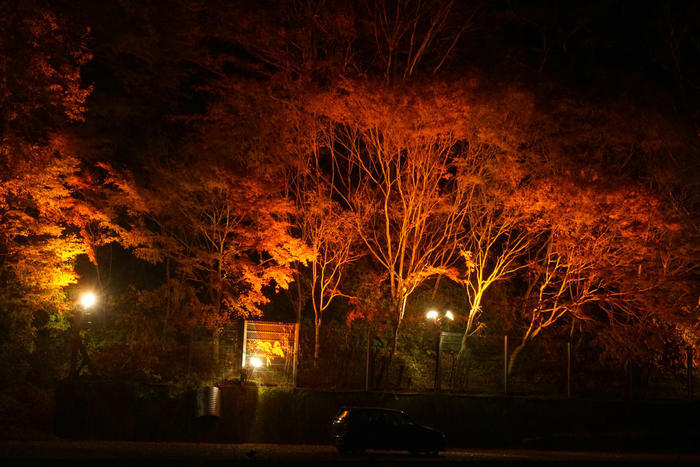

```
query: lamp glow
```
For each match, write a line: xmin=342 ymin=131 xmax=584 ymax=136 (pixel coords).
xmin=80 ymin=292 xmax=97 ymax=309
xmin=426 ymin=310 xmax=439 ymax=320
xmin=250 ymin=356 xmax=263 ymax=368
xmin=445 ymin=311 xmax=454 ymax=321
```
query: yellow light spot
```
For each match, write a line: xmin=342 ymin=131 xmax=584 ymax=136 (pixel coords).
xmin=80 ymin=292 xmax=96 ymax=309
xmin=250 ymin=356 xmax=263 ymax=368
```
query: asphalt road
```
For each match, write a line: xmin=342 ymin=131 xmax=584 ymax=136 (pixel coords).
xmin=2 ymin=441 xmax=700 ymax=466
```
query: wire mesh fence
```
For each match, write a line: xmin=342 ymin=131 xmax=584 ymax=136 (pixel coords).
xmin=241 ymin=321 xmax=298 ymax=386
xmin=198 ymin=320 xmax=697 ymax=401
xmin=291 ymin=323 xmax=697 ymax=400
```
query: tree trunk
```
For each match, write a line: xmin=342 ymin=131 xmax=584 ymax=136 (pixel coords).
xmin=294 ymin=271 xmax=303 ymax=324
xmin=187 ymin=329 xmax=194 ymax=377
xmin=313 ymin=320 xmax=320 ymax=369
xmin=507 ymin=339 xmax=528 ymax=376
xmin=385 ymin=295 xmax=407 ymax=387
xmin=162 ymin=258 xmax=171 ymax=351
xmin=454 ymin=344 xmax=473 ymax=391
xmin=68 ymin=311 xmax=81 ymax=379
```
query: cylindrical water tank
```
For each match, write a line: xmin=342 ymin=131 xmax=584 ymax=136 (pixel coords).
xmin=195 ymin=386 xmax=221 ymax=417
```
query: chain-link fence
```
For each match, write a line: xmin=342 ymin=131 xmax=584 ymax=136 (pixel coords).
xmin=291 ymin=323 xmax=697 ymax=400
xmin=197 ymin=320 xmax=697 ymax=401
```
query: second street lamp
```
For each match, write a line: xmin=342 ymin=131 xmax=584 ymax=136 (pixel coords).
xmin=426 ymin=310 xmax=454 ymax=391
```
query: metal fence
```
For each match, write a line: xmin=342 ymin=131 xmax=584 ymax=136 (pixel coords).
xmin=290 ymin=324 xmax=697 ymax=400
xmin=241 ymin=321 xmax=299 ymax=386
xmin=199 ymin=321 xmax=697 ymax=400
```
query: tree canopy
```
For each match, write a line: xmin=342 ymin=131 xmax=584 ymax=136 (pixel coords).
xmin=1 ymin=0 xmax=697 ymax=391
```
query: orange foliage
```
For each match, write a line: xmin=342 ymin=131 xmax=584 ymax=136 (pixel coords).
xmin=101 ymin=161 xmax=314 ymax=328
xmin=250 ymin=340 xmax=288 ymax=365
xmin=0 ymin=1 xmax=94 ymax=315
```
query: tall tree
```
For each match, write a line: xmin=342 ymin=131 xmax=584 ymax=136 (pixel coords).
xmin=318 ymin=82 xmax=475 ymax=371
xmin=0 ymin=0 xmax=93 ymax=382
xmin=290 ymin=122 xmax=357 ymax=367
xmin=102 ymin=161 xmax=313 ymax=361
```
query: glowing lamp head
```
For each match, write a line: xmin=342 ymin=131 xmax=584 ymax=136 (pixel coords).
xmin=80 ymin=292 xmax=97 ymax=309
xmin=426 ymin=310 xmax=439 ymax=320
xmin=250 ymin=356 xmax=263 ymax=368
xmin=445 ymin=310 xmax=454 ymax=321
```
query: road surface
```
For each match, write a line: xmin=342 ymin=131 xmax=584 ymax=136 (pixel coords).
xmin=2 ymin=441 xmax=699 ymax=466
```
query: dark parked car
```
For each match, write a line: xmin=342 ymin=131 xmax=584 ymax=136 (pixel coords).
xmin=330 ymin=407 xmax=445 ymax=455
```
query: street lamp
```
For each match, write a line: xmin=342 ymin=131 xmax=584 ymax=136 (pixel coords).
xmin=426 ymin=309 xmax=454 ymax=391
xmin=426 ymin=309 xmax=453 ymax=322
xmin=69 ymin=292 xmax=99 ymax=378
xmin=80 ymin=292 xmax=97 ymax=309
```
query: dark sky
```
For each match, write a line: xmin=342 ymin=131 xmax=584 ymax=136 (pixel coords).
xmin=70 ymin=0 xmax=699 ymax=166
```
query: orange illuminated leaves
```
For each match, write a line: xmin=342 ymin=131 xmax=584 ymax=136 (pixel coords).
xmin=0 ymin=1 xmax=95 ymax=317
xmin=251 ymin=340 xmax=287 ymax=365
xmin=101 ymin=161 xmax=313 ymax=324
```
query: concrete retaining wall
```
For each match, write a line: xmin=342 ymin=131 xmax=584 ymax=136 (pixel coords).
xmin=54 ymin=381 xmax=700 ymax=449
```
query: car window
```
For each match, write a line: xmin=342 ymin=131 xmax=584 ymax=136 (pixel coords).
xmin=381 ymin=412 xmax=398 ymax=426
xmin=393 ymin=412 xmax=413 ymax=426
xmin=353 ymin=410 xmax=369 ymax=425
xmin=368 ymin=411 xmax=384 ymax=425
xmin=381 ymin=412 xmax=412 ymax=427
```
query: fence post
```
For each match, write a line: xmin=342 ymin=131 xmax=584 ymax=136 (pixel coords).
xmin=365 ymin=327 xmax=371 ymax=391
xmin=292 ymin=322 xmax=299 ymax=388
xmin=688 ymin=346 xmax=694 ymax=400
xmin=434 ymin=332 xmax=441 ymax=392
xmin=241 ymin=320 xmax=248 ymax=380
xmin=567 ymin=341 xmax=572 ymax=398
xmin=504 ymin=335 xmax=509 ymax=396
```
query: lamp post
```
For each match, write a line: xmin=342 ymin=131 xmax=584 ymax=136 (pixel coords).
xmin=426 ymin=309 xmax=454 ymax=391
xmin=69 ymin=292 xmax=98 ymax=378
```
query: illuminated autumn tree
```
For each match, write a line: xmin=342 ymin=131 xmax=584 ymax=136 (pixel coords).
xmin=504 ymin=154 xmax=693 ymax=375
xmin=454 ymin=198 xmax=531 ymax=354
xmin=0 ymin=1 xmax=93 ymax=382
xmin=508 ymin=225 xmax=611 ymax=374
xmin=179 ymin=0 xmax=480 ymax=374
xmin=102 ymin=162 xmax=313 ymax=362
xmin=0 ymin=3 xmax=92 ymax=307
xmin=367 ymin=0 xmax=475 ymax=81
xmin=289 ymin=124 xmax=358 ymax=367
xmin=311 ymin=83 xmax=478 ymax=371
